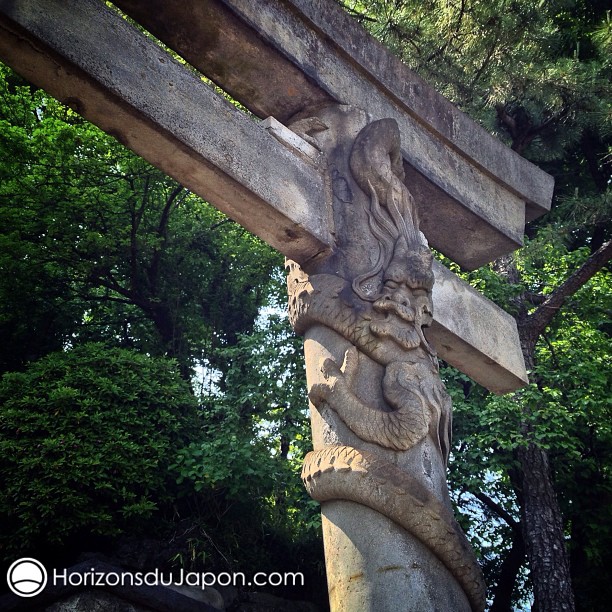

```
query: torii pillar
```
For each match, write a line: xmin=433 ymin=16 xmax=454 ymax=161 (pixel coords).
xmin=0 ymin=1 xmax=555 ymax=611
xmin=285 ymin=105 xmax=486 ymax=610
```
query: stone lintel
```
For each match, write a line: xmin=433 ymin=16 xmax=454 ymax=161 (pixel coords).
xmin=0 ymin=0 xmax=332 ymax=266
xmin=282 ymin=0 xmax=553 ymax=222
xmin=114 ymin=0 xmax=553 ymax=269
xmin=0 ymin=0 xmax=527 ymax=391
xmin=427 ymin=261 xmax=528 ymax=394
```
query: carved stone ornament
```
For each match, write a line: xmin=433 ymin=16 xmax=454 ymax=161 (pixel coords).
xmin=286 ymin=105 xmax=486 ymax=612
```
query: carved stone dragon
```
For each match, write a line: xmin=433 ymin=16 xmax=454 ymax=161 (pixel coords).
xmin=288 ymin=114 xmax=486 ymax=611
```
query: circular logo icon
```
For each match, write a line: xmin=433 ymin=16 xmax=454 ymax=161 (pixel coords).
xmin=6 ymin=558 xmax=47 ymax=597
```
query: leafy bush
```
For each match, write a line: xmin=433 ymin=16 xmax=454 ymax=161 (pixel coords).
xmin=0 ymin=343 xmax=198 ymax=560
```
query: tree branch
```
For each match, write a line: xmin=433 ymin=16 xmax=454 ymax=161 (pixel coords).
xmin=209 ymin=218 xmax=235 ymax=232
xmin=148 ymin=184 xmax=186 ymax=293
xmin=496 ymin=103 xmax=517 ymax=136
xmin=489 ymin=530 xmax=526 ymax=612
xmin=523 ymin=239 xmax=611 ymax=341
xmin=157 ymin=185 xmax=185 ymax=239
xmin=82 ymin=293 xmax=133 ymax=305
xmin=472 ymin=490 xmax=521 ymax=533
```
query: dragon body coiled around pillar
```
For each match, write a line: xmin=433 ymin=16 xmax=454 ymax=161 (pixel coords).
xmin=289 ymin=116 xmax=486 ymax=611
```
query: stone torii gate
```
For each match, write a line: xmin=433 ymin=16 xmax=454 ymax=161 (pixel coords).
xmin=0 ymin=1 xmax=554 ymax=610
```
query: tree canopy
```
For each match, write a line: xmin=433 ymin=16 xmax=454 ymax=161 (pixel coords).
xmin=1 ymin=1 xmax=611 ymax=610
xmin=339 ymin=1 xmax=611 ymax=609
xmin=0 ymin=61 xmax=322 ymax=593
xmin=0 ymin=65 xmax=281 ymax=380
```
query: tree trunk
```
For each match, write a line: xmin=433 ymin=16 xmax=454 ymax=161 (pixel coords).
xmin=509 ymin=242 xmax=612 ymax=611
xmin=489 ymin=530 xmax=525 ymax=612
xmin=514 ymin=324 xmax=575 ymax=612
xmin=516 ymin=441 xmax=575 ymax=612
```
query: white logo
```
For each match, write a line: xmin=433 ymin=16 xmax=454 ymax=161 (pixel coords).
xmin=6 ymin=558 xmax=47 ymax=597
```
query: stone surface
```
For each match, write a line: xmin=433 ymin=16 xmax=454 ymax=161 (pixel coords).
xmin=281 ymin=0 xmax=553 ymax=221
xmin=321 ymin=501 xmax=471 ymax=612
xmin=0 ymin=2 xmax=544 ymax=611
xmin=290 ymin=105 xmax=486 ymax=611
xmin=0 ymin=0 xmax=332 ymax=268
xmin=114 ymin=0 xmax=554 ymax=269
xmin=0 ymin=0 xmax=528 ymax=393
xmin=45 ymin=590 xmax=149 ymax=612
xmin=262 ymin=116 xmax=322 ymax=163
xmin=428 ymin=260 xmax=528 ymax=393
xmin=167 ymin=584 xmax=225 ymax=610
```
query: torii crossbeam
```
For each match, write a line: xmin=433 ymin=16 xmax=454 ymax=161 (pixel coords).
xmin=0 ymin=1 xmax=554 ymax=610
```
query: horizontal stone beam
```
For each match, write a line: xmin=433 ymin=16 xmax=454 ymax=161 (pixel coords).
xmin=113 ymin=0 xmax=554 ymax=270
xmin=284 ymin=0 xmax=552 ymax=222
xmin=0 ymin=0 xmax=527 ymax=391
xmin=427 ymin=261 xmax=528 ymax=394
xmin=0 ymin=0 xmax=332 ymax=266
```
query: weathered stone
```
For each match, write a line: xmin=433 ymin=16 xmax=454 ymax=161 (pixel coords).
xmin=290 ymin=105 xmax=486 ymax=611
xmin=0 ymin=2 xmax=554 ymax=611
xmin=0 ymin=0 xmax=528 ymax=393
xmin=0 ymin=0 xmax=331 ymax=267
xmin=428 ymin=260 xmax=528 ymax=393
xmin=168 ymin=585 xmax=225 ymax=610
xmin=114 ymin=0 xmax=554 ymax=269
xmin=281 ymin=0 xmax=553 ymax=220
xmin=321 ymin=501 xmax=472 ymax=612
xmin=262 ymin=116 xmax=322 ymax=164
xmin=45 ymin=590 xmax=149 ymax=612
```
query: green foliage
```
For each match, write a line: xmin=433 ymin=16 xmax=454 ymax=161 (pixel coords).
xmin=0 ymin=62 xmax=281 ymax=379
xmin=531 ymin=267 xmax=612 ymax=611
xmin=175 ymin=309 xmax=320 ymax=537
xmin=169 ymin=309 xmax=324 ymax=594
xmin=444 ymin=243 xmax=611 ymax=608
xmin=0 ymin=60 xmax=318 ymax=585
xmin=0 ymin=343 xmax=198 ymax=560
xmin=175 ymin=412 xmax=273 ymax=498
xmin=1 ymin=2 xmax=610 ymax=607
xmin=343 ymin=0 xmax=611 ymax=160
